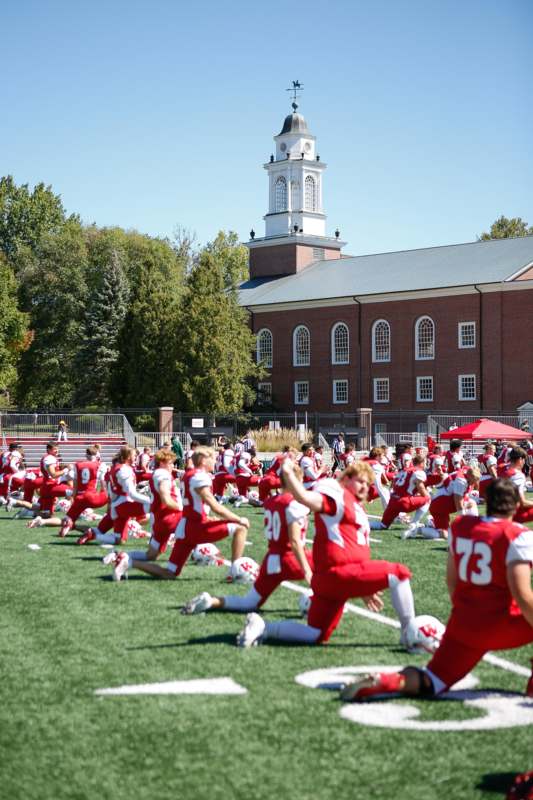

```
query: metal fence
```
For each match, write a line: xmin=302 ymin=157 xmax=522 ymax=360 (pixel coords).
xmin=134 ymin=432 xmax=192 ymax=451
xmin=427 ymin=414 xmax=520 ymax=437
xmin=374 ymin=432 xmax=427 ymax=448
xmin=173 ymin=412 xmax=362 ymax=438
xmin=0 ymin=412 xmax=128 ymax=439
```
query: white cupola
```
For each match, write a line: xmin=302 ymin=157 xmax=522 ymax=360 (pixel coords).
xmin=263 ymin=101 xmax=327 ymax=238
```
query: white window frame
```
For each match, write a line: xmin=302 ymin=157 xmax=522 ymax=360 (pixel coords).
xmin=331 ymin=322 xmax=349 ymax=365
xmin=293 ymin=325 xmax=310 ymax=367
xmin=415 ymin=316 xmax=435 ymax=361
xmin=373 ymin=377 xmax=390 ymax=403
xmin=294 ymin=381 xmax=309 ymax=405
xmin=257 ymin=382 xmax=272 ymax=403
xmin=458 ymin=321 xmax=476 ymax=349
xmin=371 ymin=319 xmax=391 ymax=363
xmin=333 ymin=379 xmax=349 ymax=405
xmin=416 ymin=375 xmax=434 ymax=402
xmin=304 ymin=175 xmax=316 ymax=211
xmin=256 ymin=328 xmax=273 ymax=368
xmin=275 ymin=176 xmax=287 ymax=212
xmin=458 ymin=374 xmax=477 ymax=401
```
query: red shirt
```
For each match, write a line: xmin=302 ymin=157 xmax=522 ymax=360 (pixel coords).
xmin=149 ymin=467 xmax=182 ymax=518
xmin=263 ymin=492 xmax=309 ymax=557
xmin=450 ymin=515 xmax=532 ymax=617
xmin=75 ymin=460 xmax=99 ymax=494
xmin=312 ymin=479 xmax=370 ymax=572
xmin=182 ymin=468 xmax=211 ymax=522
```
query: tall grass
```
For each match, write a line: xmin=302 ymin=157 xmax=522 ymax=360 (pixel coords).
xmin=250 ymin=427 xmax=313 ymax=452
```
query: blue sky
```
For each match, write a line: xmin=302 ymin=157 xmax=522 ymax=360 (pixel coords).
xmin=2 ymin=0 xmax=532 ymax=255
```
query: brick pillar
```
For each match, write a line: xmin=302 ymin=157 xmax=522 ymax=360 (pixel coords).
xmin=356 ymin=407 xmax=372 ymax=451
xmin=158 ymin=407 xmax=174 ymax=437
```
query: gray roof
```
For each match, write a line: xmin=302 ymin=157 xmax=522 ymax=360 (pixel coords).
xmin=239 ymin=235 xmax=533 ymax=307
xmin=279 ymin=112 xmax=309 ymax=135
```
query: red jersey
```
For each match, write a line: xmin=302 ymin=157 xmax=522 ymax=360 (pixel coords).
xmin=390 ymin=468 xmax=414 ymax=499
xmin=478 ymin=453 xmax=497 ymax=476
xmin=182 ymin=468 xmax=212 ymax=522
xmin=312 ymin=479 xmax=370 ymax=572
xmin=433 ymin=469 xmax=469 ymax=499
xmin=108 ymin=462 xmax=127 ymax=497
xmin=445 ymin=450 xmax=465 ymax=472
xmin=75 ymin=460 xmax=100 ymax=494
xmin=449 ymin=515 xmax=533 ymax=617
xmin=428 ymin=453 xmax=446 ymax=474
xmin=149 ymin=467 xmax=182 ymax=518
xmin=496 ymin=463 xmax=526 ymax=494
xmin=263 ymin=492 xmax=309 ymax=557
xmin=265 ymin=454 xmax=285 ymax=476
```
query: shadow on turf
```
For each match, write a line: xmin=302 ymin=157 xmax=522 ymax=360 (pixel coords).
xmin=126 ymin=634 xmax=395 ymax=650
xmin=476 ymin=772 xmax=517 ymax=794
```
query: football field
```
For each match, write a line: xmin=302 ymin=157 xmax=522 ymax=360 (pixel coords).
xmin=1 ymin=502 xmax=532 ymax=800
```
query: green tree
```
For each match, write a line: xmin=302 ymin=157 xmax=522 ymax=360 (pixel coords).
xmin=15 ymin=221 xmax=88 ymax=407
xmin=175 ymin=236 xmax=262 ymax=414
xmin=479 ymin=215 xmax=533 ymax=240
xmin=0 ymin=176 xmax=69 ymax=261
xmin=202 ymin=230 xmax=249 ymax=289
xmin=110 ymin=235 xmax=184 ymax=407
xmin=75 ymin=249 xmax=130 ymax=407
xmin=0 ymin=255 xmax=29 ymax=402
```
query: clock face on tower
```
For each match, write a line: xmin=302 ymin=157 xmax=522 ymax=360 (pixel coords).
xmin=280 ymin=143 xmax=287 ymax=152
xmin=304 ymin=142 xmax=311 ymax=152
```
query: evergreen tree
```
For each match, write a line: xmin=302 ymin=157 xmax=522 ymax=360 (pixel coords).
xmin=15 ymin=221 xmax=88 ymax=407
xmin=75 ymin=249 xmax=129 ymax=407
xmin=175 ymin=237 xmax=262 ymax=414
xmin=0 ymin=255 xmax=29 ymax=403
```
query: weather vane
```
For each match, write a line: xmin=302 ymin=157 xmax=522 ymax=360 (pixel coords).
xmin=286 ymin=80 xmax=304 ymax=111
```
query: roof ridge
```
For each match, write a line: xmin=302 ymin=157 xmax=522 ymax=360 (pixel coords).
xmin=340 ymin=234 xmax=533 ymax=262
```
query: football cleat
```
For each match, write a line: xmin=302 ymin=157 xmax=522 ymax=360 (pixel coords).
xmin=58 ymin=518 xmax=73 ymax=538
xmin=236 ymin=612 xmax=265 ymax=648
xmin=6 ymin=497 xmax=16 ymax=513
xmin=27 ymin=516 xmax=44 ymax=528
xmin=181 ymin=591 xmax=213 ymax=615
xmin=0 ymin=497 xmax=6 ymax=507
xmin=102 ymin=550 xmax=118 ymax=566
xmin=340 ymin=671 xmax=405 ymax=702
xmin=76 ymin=529 xmax=96 ymax=546
xmin=401 ymin=523 xmax=421 ymax=540
xmin=112 ymin=551 xmax=129 ymax=582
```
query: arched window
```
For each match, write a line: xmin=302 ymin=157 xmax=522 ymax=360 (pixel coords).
xmin=256 ymin=328 xmax=273 ymax=368
xmin=331 ymin=322 xmax=349 ymax=364
xmin=415 ymin=316 xmax=435 ymax=360
xmin=290 ymin=180 xmax=299 ymax=210
xmin=275 ymin=176 xmax=287 ymax=212
xmin=293 ymin=325 xmax=310 ymax=366
xmin=372 ymin=319 xmax=391 ymax=363
xmin=304 ymin=175 xmax=316 ymax=211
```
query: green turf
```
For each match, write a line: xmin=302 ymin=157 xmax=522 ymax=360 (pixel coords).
xmin=1 ymin=501 xmax=532 ymax=800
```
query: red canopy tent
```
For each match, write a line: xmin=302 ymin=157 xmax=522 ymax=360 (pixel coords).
xmin=440 ymin=418 xmax=526 ymax=441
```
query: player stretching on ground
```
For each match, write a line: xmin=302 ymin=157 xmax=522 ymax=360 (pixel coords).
xmin=104 ymin=447 xmax=249 ymax=581
xmin=58 ymin=447 xmax=108 ymax=537
xmin=182 ymin=465 xmax=312 ymax=615
xmin=340 ymin=479 xmax=533 ymax=702
xmin=236 ymin=460 xmax=416 ymax=648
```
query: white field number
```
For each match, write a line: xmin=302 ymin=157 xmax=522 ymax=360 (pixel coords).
xmin=295 ymin=666 xmax=533 ymax=731
xmin=455 ymin=537 xmax=492 ymax=584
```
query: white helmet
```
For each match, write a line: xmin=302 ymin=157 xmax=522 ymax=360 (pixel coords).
xmin=229 ymin=557 xmax=260 ymax=584
xmin=298 ymin=592 xmax=312 ymax=617
xmin=191 ymin=543 xmax=225 ymax=567
xmin=405 ymin=615 xmax=445 ymax=654
xmin=55 ymin=498 xmax=72 ymax=514
xmin=127 ymin=519 xmax=146 ymax=538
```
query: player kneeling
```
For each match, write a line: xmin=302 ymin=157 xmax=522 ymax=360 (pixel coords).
xmin=340 ymin=479 xmax=533 ymax=702
xmin=182 ymin=465 xmax=312 ymax=615
xmin=104 ymin=447 xmax=249 ymax=581
xmin=236 ymin=459 xmax=417 ymax=648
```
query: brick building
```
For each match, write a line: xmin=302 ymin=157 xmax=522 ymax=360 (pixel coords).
xmin=239 ymin=102 xmax=533 ymax=432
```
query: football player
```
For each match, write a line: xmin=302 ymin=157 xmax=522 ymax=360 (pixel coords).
xmin=340 ymin=479 xmax=533 ymax=702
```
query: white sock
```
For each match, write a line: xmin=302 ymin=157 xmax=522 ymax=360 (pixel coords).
xmin=129 ymin=550 xmax=148 ymax=562
xmin=95 ymin=531 xmax=116 ymax=544
xmin=223 ymin=587 xmax=261 ymax=611
xmin=413 ymin=502 xmax=430 ymax=524
xmin=419 ymin=526 xmax=441 ymax=539
xmin=264 ymin=620 xmax=321 ymax=643
xmin=388 ymin=575 xmax=415 ymax=630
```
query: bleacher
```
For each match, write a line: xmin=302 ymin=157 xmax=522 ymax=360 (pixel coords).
xmin=3 ymin=436 xmax=126 ymax=467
